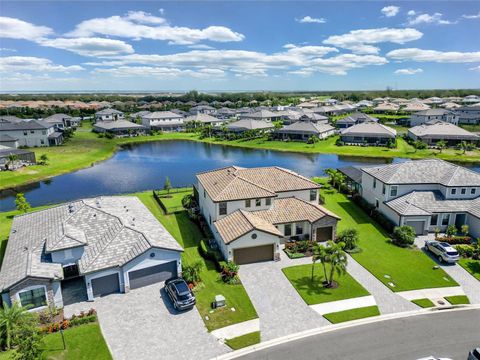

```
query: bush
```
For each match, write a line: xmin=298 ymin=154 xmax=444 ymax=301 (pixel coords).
xmin=104 ymin=132 xmax=115 ymax=139
xmin=446 ymin=224 xmax=457 ymax=237
xmin=352 ymin=194 xmax=395 ymax=233
xmin=455 ymin=245 xmax=475 ymax=258
xmin=436 ymin=236 xmax=472 ymax=245
xmin=198 ymin=239 xmax=224 ymax=272
xmin=335 ymin=138 xmax=344 ymax=146
xmin=336 ymin=228 xmax=359 ymax=251
xmin=392 ymin=226 xmax=416 ymax=247
xmin=221 ymin=261 xmax=240 ymax=284
xmin=182 ymin=261 xmax=203 ymax=285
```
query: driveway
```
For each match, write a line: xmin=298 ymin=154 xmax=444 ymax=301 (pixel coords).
xmin=65 ymin=283 xmax=228 ymax=360
xmin=239 ymin=257 xmax=329 ymax=341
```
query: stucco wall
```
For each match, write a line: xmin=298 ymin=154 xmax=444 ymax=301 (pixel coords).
xmin=225 ymin=230 xmax=280 ymax=262
xmin=8 ymin=278 xmax=55 ymax=310
xmin=50 ymin=246 xmax=85 ymax=265
xmin=0 ymin=127 xmax=55 ymax=147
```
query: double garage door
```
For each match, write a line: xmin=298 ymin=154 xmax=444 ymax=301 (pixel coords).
xmin=233 ymin=244 xmax=274 ymax=265
xmin=91 ymin=261 xmax=177 ymax=297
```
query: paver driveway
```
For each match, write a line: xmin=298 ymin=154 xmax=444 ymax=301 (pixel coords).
xmin=239 ymin=259 xmax=329 ymax=341
xmin=67 ymin=283 xmax=228 ymax=360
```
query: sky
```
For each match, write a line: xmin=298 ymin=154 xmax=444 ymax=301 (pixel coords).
xmin=0 ymin=1 xmax=479 ymax=92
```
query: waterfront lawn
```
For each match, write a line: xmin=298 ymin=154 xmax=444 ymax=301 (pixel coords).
xmin=135 ymin=191 xmax=258 ymax=331
xmin=0 ymin=323 xmax=111 ymax=360
xmin=412 ymin=298 xmax=435 ymax=308
xmin=444 ymin=295 xmax=470 ymax=305
xmin=154 ymin=188 xmax=192 ymax=213
xmin=225 ymin=331 xmax=261 ymax=350
xmin=317 ymin=184 xmax=458 ymax=292
xmin=323 ymin=306 xmax=380 ymax=324
xmin=282 ymin=263 xmax=370 ymax=305
xmin=458 ymin=258 xmax=480 ymax=281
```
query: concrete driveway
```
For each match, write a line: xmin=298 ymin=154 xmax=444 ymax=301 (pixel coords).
xmin=66 ymin=283 xmax=228 ymax=360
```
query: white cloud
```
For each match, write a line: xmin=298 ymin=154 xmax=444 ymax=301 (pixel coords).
xmin=462 ymin=12 xmax=480 ymax=19
xmin=407 ymin=10 xmax=416 ymax=16
xmin=394 ymin=68 xmax=423 ymax=75
xmin=407 ymin=12 xmax=456 ymax=25
xmin=93 ymin=66 xmax=225 ymax=79
xmin=469 ymin=65 xmax=480 ymax=71
xmin=381 ymin=6 xmax=400 ymax=17
xmin=387 ymin=48 xmax=480 ymax=63
xmin=296 ymin=16 xmax=326 ymax=24
xmin=39 ymin=37 xmax=134 ymax=57
xmin=0 ymin=16 xmax=53 ymax=40
xmin=0 ymin=48 xmax=16 ymax=52
xmin=66 ymin=11 xmax=245 ymax=44
xmin=308 ymin=54 xmax=388 ymax=75
xmin=323 ymin=27 xmax=423 ymax=54
xmin=187 ymin=44 xmax=215 ymax=50
xmin=0 ymin=56 xmax=84 ymax=73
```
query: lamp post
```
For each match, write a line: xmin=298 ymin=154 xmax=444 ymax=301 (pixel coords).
xmin=60 ymin=329 xmax=66 ymax=350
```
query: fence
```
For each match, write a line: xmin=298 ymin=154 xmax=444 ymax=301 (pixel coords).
xmin=153 ymin=186 xmax=193 ymax=214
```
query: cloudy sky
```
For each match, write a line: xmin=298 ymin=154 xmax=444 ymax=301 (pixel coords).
xmin=0 ymin=1 xmax=479 ymax=92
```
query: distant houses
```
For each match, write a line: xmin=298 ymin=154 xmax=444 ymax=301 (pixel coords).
xmin=407 ymin=121 xmax=479 ymax=147
xmin=339 ymin=122 xmax=397 ymax=146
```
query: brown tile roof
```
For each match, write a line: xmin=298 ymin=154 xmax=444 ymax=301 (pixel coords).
xmin=214 ymin=210 xmax=282 ymax=244
xmin=197 ymin=166 xmax=320 ymax=202
xmin=253 ymin=197 xmax=340 ymax=224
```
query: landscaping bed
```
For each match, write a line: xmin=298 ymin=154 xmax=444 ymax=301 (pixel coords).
xmin=323 ymin=306 xmax=380 ymax=324
xmin=225 ymin=331 xmax=260 ymax=350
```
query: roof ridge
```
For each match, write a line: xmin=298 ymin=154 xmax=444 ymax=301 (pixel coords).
xmin=234 ymin=173 xmax=277 ymax=195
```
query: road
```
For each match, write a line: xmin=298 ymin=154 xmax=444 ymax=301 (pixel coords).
xmin=234 ymin=309 xmax=480 ymax=360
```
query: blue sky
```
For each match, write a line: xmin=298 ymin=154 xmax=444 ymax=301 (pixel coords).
xmin=0 ymin=1 xmax=479 ymax=91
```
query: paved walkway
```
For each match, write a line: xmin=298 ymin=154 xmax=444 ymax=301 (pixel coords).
xmin=396 ymin=286 xmax=465 ymax=301
xmin=310 ymin=295 xmax=377 ymax=315
xmin=211 ymin=319 xmax=260 ymax=340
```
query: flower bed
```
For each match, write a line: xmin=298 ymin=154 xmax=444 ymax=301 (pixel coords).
xmin=284 ymin=240 xmax=315 ymax=258
xmin=40 ymin=308 xmax=97 ymax=334
xmin=436 ymin=236 xmax=472 ymax=245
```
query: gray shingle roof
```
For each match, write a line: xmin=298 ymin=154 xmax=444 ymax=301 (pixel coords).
xmin=276 ymin=122 xmax=335 ymax=135
xmin=94 ymin=120 xmax=144 ymax=131
xmin=183 ymin=114 xmax=223 ymax=123
xmin=142 ymin=111 xmax=183 ymax=120
xmin=43 ymin=114 xmax=72 ymax=123
xmin=0 ymin=119 xmax=53 ymax=131
xmin=337 ymin=112 xmax=378 ymax=124
xmin=227 ymin=119 xmax=274 ymax=131
xmin=340 ymin=122 xmax=396 ymax=137
xmin=95 ymin=108 xmax=124 ymax=116
xmin=414 ymin=109 xmax=453 ymax=116
xmin=0 ymin=197 xmax=183 ymax=291
xmin=408 ymin=121 xmax=479 ymax=140
xmin=362 ymin=159 xmax=480 ymax=186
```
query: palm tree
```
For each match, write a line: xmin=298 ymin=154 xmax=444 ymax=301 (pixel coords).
xmin=6 ymin=153 xmax=18 ymax=170
xmin=332 ymin=171 xmax=346 ymax=191
xmin=459 ymin=141 xmax=468 ymax=154
xmin=312 ymin=243 xmax=330 ymax=284
xmin=436 ymin=140 xmax=446 ymax=154
xmin=324 ymin=168 xmax=336 ymax=187
xmin=325 ymin=240 xmax=348 ymax=287
xmin=0 ymin=302 xmax=34 ymax=349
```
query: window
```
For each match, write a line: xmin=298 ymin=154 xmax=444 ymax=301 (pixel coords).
xmin=375 ymin=199 xmax=379 ymax=208
xmin=23 ymin=131 xmax=27 ymax=136
xmin=284 ymin=224 xmax=292 ymax=237
xmin=382 ymin=184 xmax=386 ymax=195
xmin=219 ymin=202 xmax=227 ymax=216
xmin=390 ymin=186 xmax=398 ymax=197
xmin=451 ymin=188 xmax=457 ymax=195
xmin=42 ymin=130 xmax=46 ymax=135
xmin=471 ymin=188 xmax=477 ymax=195
xmin=18 ymin=287 xmax=47 ymax=309
xmin=373 ymin=178 xmax=377 ymax=189
xmin=430 ymin=214 xmax=438 ymax=226
xmin=442 ymin=214 xmax=450 ymax=226
xmin=310 ymin=190 xmax=317 ymax=202
xmin=245 ymin=199 xmax=251 ymax=208
xmin=295 ymin=223 xmax=303 ymax=235
xmin=40 ymin=140 xmax=44 ymax=145
xmin=461 ymin=188 xmax=466 ymax=195
xmin=30 ymin=130 xmax=34 ymax=134
xmin=255 ymin=198 xmax=261 ymax=207
xmin=203 ymin=190 xmax=206 ymax=198
xmin=265 ymin=198 xmax=271 ymax=206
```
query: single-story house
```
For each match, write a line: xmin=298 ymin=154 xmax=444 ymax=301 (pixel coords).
xmin=339 ymin=122 xmax=397 ymax=146
xmin=0 ymin=145 xmax=36 ymax=170
xmin=239 ymin=109 xmax=280 ymax=122
xmin=43 ymin=114 xmax=80 ymax=130
xmin=95 ymin=109 xmax=125 ymax=122
xmin=373 ymin=103 xmax=399 ymax=113
xmin=0 ymin=134 xmax=18 ymax=148
xmin=408 ymin=121 xmax=479 ymax=147
xmin=183 ymin=113 xmax=225 ymax=127
xmin=93 ymin=120 xmax=146 ymax=136
xmin=273 ymin=122 xmax=335 ymax=141
xmin=402 ymin=102 xmax=431 ymax=113
xmin=0 ymin=197 xmax=183 ymax=310
xmin=336 ymin=112 xmax=378 ymax=129
xmin=225 ymin=119 xmax=274 ymax=133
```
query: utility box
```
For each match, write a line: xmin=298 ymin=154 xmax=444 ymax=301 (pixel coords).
xmin=212 ymin=294 xmax=226 ymax=309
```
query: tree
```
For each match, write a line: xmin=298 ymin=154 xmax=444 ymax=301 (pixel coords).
xmin=163 ymin=177 xmax=172 ymax=194
xmin=15 ymin=193 xmax=31 ymax=213
xmin=6 ymin=153 xmax=18 ymax=170
xmin=312 ymin=243 xmax=330 ymax=283
xmin=413 ymin=140 xmax=427 ymax=152
xmin=13 ymin=323 xmax=43 ymax=360
xmin=458 ymin=141 xmax=468 ymax=154
xmin=39 ymin=154 xmax=49 ymax=165
xmin=325 ymin=241 xmax=348 ymax=287
xmin=182 ymin=261 xmax=203 ymax=284
xmin=461 ymin=224 xmax=469 ymax=236
xmin=307 ymin=135 xmax=319 ymax=147
xmin=336 ymin=228 xmax=359 ymax=251
xmin=436 ymin=140 xmax=447 ymax=153
xmin=0 ymin=302 xmax=35 ymax=349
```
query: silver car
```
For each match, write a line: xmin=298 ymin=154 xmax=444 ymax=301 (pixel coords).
xmin=425 ymin=240 xmax=459 ymax=264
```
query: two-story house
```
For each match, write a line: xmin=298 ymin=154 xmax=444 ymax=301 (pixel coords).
xmin=409 ymin=109 xmax=459 ymax=126
xmin=359 ymin=159 xmax=480 ymax=237
xmin=94 ymin=108 xmax=125 ymax=122
xmin=141 ymin=111 xmax=185 ymax=131
xmin=0 ymin=119 xmax=62 ymax=147
xmin=195 ymin=166 xmax=340 ymax=264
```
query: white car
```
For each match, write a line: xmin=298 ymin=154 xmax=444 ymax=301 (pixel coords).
xmin=425 ymin=240 xmax=459 ymax=264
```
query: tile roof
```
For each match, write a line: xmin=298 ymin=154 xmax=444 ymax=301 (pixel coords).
xmin=183 ymin=113 xmax=223 ymax=123
xmin=227 ymin=119 xmax=274 ymax=131
xmin=94 ymin=120 xmax=145 ymax=131
xmin=408 ymin=121 xmax=479 ymax=140
xmin=213 ymin=209 xmax=282 ymax=244
xmin=95 ymin=108 xmax=124 ymax=115
xmin=337 ymin=112 xmax=378 ymax=124
xmin=362 ymin=159 xmax=480 ymax=186
xmin=197 ymin=166 xmax=320 ymax=202
xmin=0 ymin=197 xmax=182 ymax=291
xmin=43 ymin=113 xmax=72 ymax=123
xmin=276 ymin=122 xmax=335 ymax=134
xmin=340 ymin=122 xmax=397 ymax=137
xmin=0 ymin=119 xmax=53 ymax=131
xmin=142 ymin=111 xmax=183 ymax=119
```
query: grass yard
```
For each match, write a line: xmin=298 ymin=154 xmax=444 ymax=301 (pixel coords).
xmin=134 ymin=191 xmax=258 ymax=331
xmin=0 ymin=323 xmax=111 ymax=360
xmin=444 ymin=295 xmax=470 ymax=305
xmin=317 ymin=183 xmax=458 ymax=292
xmin=225 ymin=331 xmax=261 ymax=350
xmin=323 ymin=306 xmax=380 ymax=324
xmin=282 ymin=263 xmax=370 ymax=305
xmin=458 ymin=258 xmax=480 ymax=281
xmin=155 ymin=188 xmax=193 ymax=213
xmin=412 ymin=298 xmax=435 ymax=308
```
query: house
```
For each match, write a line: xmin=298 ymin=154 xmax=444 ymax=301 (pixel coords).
xmin=402 ymin=102 xmax=431 ymax=113
xmin=373 ymin=103 xmax=399 ymax=113
xmin=189 ymin=105 xmax=216 ymax=115
xmin=300 ymin=113 xmax=329 ymax=124
xmin=462 ymin=95 xmax=480 ymax=104
xmin=183 ymin=113 xmax=225 ymax=127
xmin=408 ymin=121 xmax=479 ymax=147
xmin=339 ymin=122 xmax=396 ymax=146
xmin=355 ymin=100 xmax=374 ymax=109
xmin=0 ymin=196 xmax=183 ymax=310
xmin=423 ymin=97 xmax=444 ymax=105
xmin=225 ymin=119 xmax=274 ymax=133
xmin=43 ymin=114 xmax=80 ymax=130
xmin=336 ymin=112 xmax=378 ymax=129
xmin=0 ymin=119 xmax=63 ymax=147
xmin=239 ymin=109 xmax=279 ymax=122
xmin=215 ymin=107 xmax=236 ymax=119
xmin=93 ymin=120 xmax=145 ymax=136
xmin=141 ymin=111 xmax=184 ymax=132
xmin=95 ymin=108 xmax=125 ymax=122
xmin=456 ymin=105 xmax=480 ymax=125
xmin=195 ymin=166 xmax=340 ymax=264
xmin=358 ymin=159 xmax=480 ymax=237
xmin=274 ymin=122 xmax=335 ymax=141
xmin=409 ymin=109 xmax=459 ymax=126
xmin=0 ymin=145 xmax=36 ymax=170
xmin=0 ymin=134 xmax=18 ymax=148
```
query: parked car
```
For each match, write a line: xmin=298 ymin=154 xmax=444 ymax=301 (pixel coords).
xmin=425 ymin=240 xmax=459 ymax=263
xmin=468 ymin=348 xmax=480 ymax=360
xmin=164 ymin=277 xmax=196 ymax=311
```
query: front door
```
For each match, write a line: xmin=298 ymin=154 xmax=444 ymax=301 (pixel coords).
xmin=455 ymin=214 xmax=467 ymax=230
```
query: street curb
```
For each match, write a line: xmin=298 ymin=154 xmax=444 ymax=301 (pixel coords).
xmin=211 ymin=305 xmax=480 ymax=360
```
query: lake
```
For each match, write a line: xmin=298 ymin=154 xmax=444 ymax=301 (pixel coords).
xmin=1 ymin=140 xmax=479 ymax=211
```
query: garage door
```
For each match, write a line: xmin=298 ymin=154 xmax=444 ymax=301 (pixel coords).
xmin=316 ymin=227 xmax=333 ymax=242
xmin=91 ymin=273 xmax=120 ymax=298
xmin=405 ymin=221 xmax=425 ymax=235
xmin=233 ymin=244 xmax=274 ymax=265
xmin=128 ymin=261 xmax=177 ymax=290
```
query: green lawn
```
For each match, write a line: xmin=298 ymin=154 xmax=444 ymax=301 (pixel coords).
xmin=225 ymin=331 xmax=261 ymax=350
xmin=412 ymin=298 xmax=435 ymax=308
xmin=0 ymin=323 xmax=111 ymax=360
xmin=134 ymin=192 xmax=258 ymax=331
xmin=444 ymin=295 xmax=470 ymax=305
xmin=155 ymin=188 xmax=192 ymax=213
xmin=458 ymin=258 xmax=480 ymax=281
xmin=317 ymin=184 xmax=458 ymax=292
xmin=282 ymin=263 xmax=370 ymax=305
xmin=323 ymin=306 xmax=380 ymax=324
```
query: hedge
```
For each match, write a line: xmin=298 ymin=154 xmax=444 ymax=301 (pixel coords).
xmin=436 ymin=236 xmax=472 ymax=245
xmin=352 ymin=194 xmax=396 ymax=233
xmin=198 ymin=239 xmax=226 ymax=272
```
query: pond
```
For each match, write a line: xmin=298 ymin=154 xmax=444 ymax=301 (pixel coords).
xmin=1 ymin=140 xmax=479 ymax=211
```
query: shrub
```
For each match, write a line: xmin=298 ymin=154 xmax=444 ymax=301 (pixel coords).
xmin=461 ymin=224 xmax=469 ymax=236
xmin=455 ymin=245 xmax=475 ymax=258
xmin=221 ymin=261 xmax=240 ymax=284
xmin=198 ymin=239 xmax=224 ymax=272
xmin=335 ymin=139 xmax=344 ymax=146
xmin=336 ymin=228 xmax=359 ymax=251
xmin=446 ymin=224 xmax=457 ymax=237
xmin=392 ymin=226 xmax=416 ymax=247
xmin=104 ymin=132 xmax=115 ymax=139
xmin=436 ymin=236 xmax=472 ymax=245
xmin=182 ymin=261 xmax=203 ymax=284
